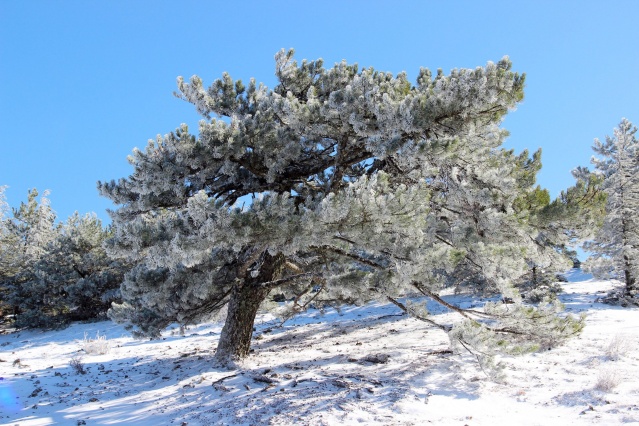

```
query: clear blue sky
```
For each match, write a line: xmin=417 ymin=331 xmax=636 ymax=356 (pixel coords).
xmin=1 ymin=1 xmax=637 ymax=223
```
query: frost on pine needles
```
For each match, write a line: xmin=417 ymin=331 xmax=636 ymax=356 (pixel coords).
xmin=99 ymin=49 xmax=584 ymax=365
xmin=583 ymin=119 xmax=639 ymax=304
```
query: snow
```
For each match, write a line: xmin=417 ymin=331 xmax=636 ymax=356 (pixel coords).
xmin=2 ymin=271 xmax=639 ymax=425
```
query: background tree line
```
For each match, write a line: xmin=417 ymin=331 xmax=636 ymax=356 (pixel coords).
xmin=0 ymin=187 xmax=126 ymax=329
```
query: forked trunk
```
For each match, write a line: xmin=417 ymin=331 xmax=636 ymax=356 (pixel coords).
xmin=214 ymin=253 xmax=281 ymax=364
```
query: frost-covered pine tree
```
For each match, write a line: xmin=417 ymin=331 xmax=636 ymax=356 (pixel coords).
xmin=59 ymin=214 xmax=125 ymax=321
xmin=28 ymin=212 xmax=125 ymax=325
xmin=516 ymin=162 xmax=608 ymax=297
xmin=0 ymin=190 xmax=123 ymax=328
xmin=0 ymin=185 xmax=12 ymax=316
xmin=0 ymin=189 xmax=59 ymax=324
xmin=584 ymin=119 xmax=639 ymax=302
xmin=100 ymin=50 xmax=583 ymax=365
xmin=0 ymin=186 xmax=11 ymax=275
xmin=0 ymin=186 xmax=7 ymax=221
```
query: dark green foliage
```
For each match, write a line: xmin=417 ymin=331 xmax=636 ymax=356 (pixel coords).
xmin=38 ymin=213 xmax=125 ymax=324
xmin=0 ymin=190 xmax=125 ymax=329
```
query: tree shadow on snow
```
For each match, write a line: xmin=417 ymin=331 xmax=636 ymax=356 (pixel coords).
xmin=0 ymin=294 xmax=493 ymax=425
xmin=1 ymin=331 xmax=231 ymax=426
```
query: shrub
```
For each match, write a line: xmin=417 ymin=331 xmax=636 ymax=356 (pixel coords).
xmin=69 ymin=354 xmax=86 ymax=375
xmin=605 ymin=334 xmax=630 ymax=361
xmin=595 ymin=368 xmax=622 ymax=392
xmin=81 ymin=331 xmax=110 ymax=355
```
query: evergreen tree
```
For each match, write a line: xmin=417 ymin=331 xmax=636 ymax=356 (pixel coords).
xmin=31 ymin=213 xmax=125 ymax=325
xmin=584 ymin=119 xmax=639 ymax=302
xmin=514 ymin=166 xmax=607 ymax=300
xmin=100 ymin=50 xmax=583 ymax=365
xmin=0 ymin=186 xmax=7 ymax=221
xmin=0 ymin=190 xmax=124 ymax=328
xmin=0 ymin=186 xmax=13 ymax=317
xmin=0 ymin=189 xmax=59 ymax=325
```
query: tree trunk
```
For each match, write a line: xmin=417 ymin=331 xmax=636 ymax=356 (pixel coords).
xmin=621 ymin=217 xmax=637 ymax=297
xmin=623 ymin=253 xmax=637 ymax=297
xmin=214 ymin=253 xmax=281 ymax=364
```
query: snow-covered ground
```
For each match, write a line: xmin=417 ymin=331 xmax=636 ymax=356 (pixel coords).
xmin=1 ymin=271 xmax=638 ymax=425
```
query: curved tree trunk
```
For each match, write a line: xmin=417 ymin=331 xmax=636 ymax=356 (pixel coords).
xmin=214 ymin=253 xmax=281 ymax=364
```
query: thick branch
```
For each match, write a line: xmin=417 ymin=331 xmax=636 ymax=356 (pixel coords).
xmin=258 ymin=272 xmax=320 ymax=289
xmin=237 ymin=245 xmax=267 ymax=280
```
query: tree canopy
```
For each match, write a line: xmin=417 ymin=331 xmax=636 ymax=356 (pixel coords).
xmin=100 ymin=50 xmax=583 ymax=365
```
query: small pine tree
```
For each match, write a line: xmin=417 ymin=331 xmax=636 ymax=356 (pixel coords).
xmin=514 ymin=166 xmax=607 ymax=300
xmin=584 ymin=119 xmax=639 ymax=302
xmin=39 ymin=213 xmax=125 ymax=323
xmin=1 ymin=189 xmax=59 ymax=326
xmin=0 ymin=190 xmax=124 ymax=328
xmin=0 ymin=186 xmax=12 ymax=317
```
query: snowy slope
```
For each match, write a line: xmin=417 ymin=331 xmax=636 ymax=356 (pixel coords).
xmin=1 ymin=271 xmax=638 ymax=425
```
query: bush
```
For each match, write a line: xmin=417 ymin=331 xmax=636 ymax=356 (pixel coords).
xmin=595 ymin=368 xmax=622 ymax=392
xmin=605 ymin=334 xmax=630 ymax=361
xmin=81 ymin=331 xmax=110 ymax=355
xmin=69 ymin=354 xmax=86 ymax=375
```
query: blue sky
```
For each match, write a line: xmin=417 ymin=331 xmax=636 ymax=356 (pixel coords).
xmin=1 ymin=1 xmax=637 ymax=223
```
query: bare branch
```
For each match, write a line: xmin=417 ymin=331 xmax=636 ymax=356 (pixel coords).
xmin=384 ymin=295 xmax=451 ymax=332
xmin=412 ymin=281 xmax=492 ymax=319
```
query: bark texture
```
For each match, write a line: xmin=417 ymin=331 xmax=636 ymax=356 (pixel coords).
xmin=214 ymin=253 xmax=282 ymax=363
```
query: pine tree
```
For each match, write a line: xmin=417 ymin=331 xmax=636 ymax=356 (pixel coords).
xmin=1 ymin=189 xmax=59 ymax=326
xmin=512 ymin=166 xmax=607 ymax=301
xmin=584 ymin=119 xmax=639 ymax=302
xmin=100 ymin=50 xmax=583 ymax=365
xmin=0 ymin=186 xmax=7 ymax=221
xmin=0 ymin=190 xmax=124 ymax=328
xmin=34 ymin=213 xmax=125 ymax=324
xmin=0 ymin=186 xmax=13 ymax=317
